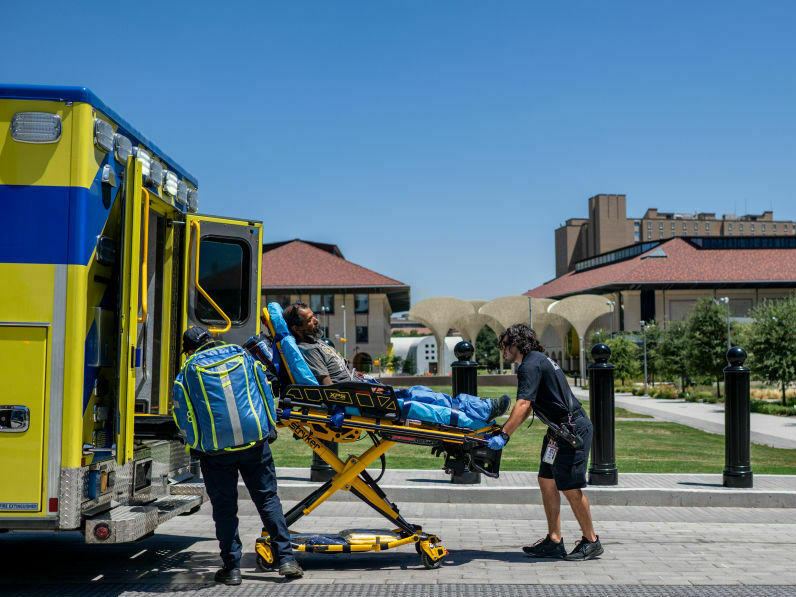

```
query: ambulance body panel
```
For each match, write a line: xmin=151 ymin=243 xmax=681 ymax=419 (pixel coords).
xmin=0 ymin=85 xmax=261 ymax=540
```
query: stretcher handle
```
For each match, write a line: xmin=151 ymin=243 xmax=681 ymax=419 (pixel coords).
xmin=469 ymin=457 xmax=500 ymax=479
xmin=137 ymin=189 xmax=152 ymax=324
xmin=189 ymin=219 xmax=232 ymax=334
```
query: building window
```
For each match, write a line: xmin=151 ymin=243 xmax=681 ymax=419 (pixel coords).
xmin=773 ymin=224 xmax=777 ymax=232
xmin=694 ymin=222 xmax=698 ymax=232
xmin=728 ymin=223 xmax=733 ymax=231
xmin=762 ymin=223 xmax=766 ymax=232
xmin=354 ymin=294 xmax=369 ymax=313
xmin=647 ymin=231 xmax=652 ymax=239
xmin=310 ymin=294 xmax=334 ymax=315
xmin=634 ymin=221 xmax=640 ymax=242
xmin=647 ymin=221 xmax=651 ymax=229
xmin=659 ymin=222 xmax=663 ymax=230
xmin=356 ymin=325 xmax=368 ymax=343
xmin=705 ymin=222 xmax=710 ymax=232
xmin=683 ymin=222 xmax=687 ymax=232
xmin=671 ymin=222 xmax=675 ymax=231
xmin=196 ymin=238 xmax=250 ymax=325
xmin=751 ymin=223 xmax=755 ymax=232
xmin=739 ymin=223 xmax=744 ymax=232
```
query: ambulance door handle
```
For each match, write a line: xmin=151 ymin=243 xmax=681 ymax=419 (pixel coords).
xmin=0 ymin=405 xmax=30 ymax=433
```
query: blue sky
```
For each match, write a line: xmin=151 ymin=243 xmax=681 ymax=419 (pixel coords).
xmin=4 ymin=1 xmax=795 ymax=305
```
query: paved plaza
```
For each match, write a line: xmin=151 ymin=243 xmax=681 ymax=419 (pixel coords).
xmin=2 ymin=499 xmax=795 ymax=595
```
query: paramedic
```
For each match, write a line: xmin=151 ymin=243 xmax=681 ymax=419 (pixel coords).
xmin=283 ymin=302 xmax=510 ymax=421
xmin=487 ymin=324 xmax=603 ymax=561
xmin=180 ymin=326 xmax=303 ymax=584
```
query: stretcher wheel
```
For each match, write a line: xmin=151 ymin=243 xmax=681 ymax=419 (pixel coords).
xmin=255 ymin=539 xmax=275 ymax=571
xmin=421 ymin=551 xmax=443 ymax=569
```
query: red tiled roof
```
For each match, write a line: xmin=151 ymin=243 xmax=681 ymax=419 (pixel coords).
xmin=261 ymin=240 xmax=406 ymax=289
xmin=526 ymin=238 xmax=796 ymax=298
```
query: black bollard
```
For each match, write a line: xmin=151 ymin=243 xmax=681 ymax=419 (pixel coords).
xmin=723 ymin=347 xmax=753 ymax=488
xmin=310 ymin=442 xmax=338 ymax=482
xmin=587 ymin=343 xmax=618 ymax=485
xmin=451 ymin=340 xmax=481 ymax=484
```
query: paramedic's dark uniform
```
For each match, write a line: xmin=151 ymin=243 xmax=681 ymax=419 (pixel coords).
xmin=186 ymin=346 xmax=296 ymax=571
xmin=517 ymin=351 xmax=593 ymax=491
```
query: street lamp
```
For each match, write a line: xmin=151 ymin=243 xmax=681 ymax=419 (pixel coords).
xmin=606 ymin=300 xmax=616 ymax=337
xmin=640 ymin=320 xmax=647 ymax=395
xmin=713 ymin=296 xmax=730 ymax=350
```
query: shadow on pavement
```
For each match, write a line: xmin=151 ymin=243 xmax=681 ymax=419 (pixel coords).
xmin=0 ymin=531 xmax=297 ymax=592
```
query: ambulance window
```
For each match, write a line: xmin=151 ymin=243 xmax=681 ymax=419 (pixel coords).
xmin=196 ymin=238 xmax=250 ymax=324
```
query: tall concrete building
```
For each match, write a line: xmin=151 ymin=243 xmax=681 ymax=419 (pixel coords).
xmin=555 ymin=194 xmax=796 ymax=276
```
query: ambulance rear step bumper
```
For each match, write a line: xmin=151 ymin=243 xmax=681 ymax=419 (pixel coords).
xmin=84 ymin=493 xmax=202 ymax=544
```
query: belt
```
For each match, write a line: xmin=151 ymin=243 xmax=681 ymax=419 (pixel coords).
xmin=567 ymin=409 xmax=586 ymax=423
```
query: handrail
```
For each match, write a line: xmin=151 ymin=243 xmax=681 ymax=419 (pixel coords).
xmin=189 ymin=219 xmax=232 ymax=334
xmin=137 ymin=189 xmax=152 ymax=324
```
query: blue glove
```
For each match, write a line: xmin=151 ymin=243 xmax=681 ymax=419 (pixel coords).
xmin=487 ymin=434 xmax=507 ymax=450
xmin=329 ymin=407 xmax=345 ymax=429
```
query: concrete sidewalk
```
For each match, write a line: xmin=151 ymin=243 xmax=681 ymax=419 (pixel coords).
xmin=572 ymin=387 xmax=796 ymax=449
xmin=222 ymin=468 xmax=796 ymax=508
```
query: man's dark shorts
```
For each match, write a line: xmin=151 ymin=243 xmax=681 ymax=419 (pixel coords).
xmin=538 ymin=409 xmax=593 ymax=491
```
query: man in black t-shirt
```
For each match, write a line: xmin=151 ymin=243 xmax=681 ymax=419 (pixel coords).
xmin=487 ymin=323 xmax=603 ymax=561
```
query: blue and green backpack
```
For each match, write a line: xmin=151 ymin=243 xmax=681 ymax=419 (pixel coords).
xmin=171 ymin=343 xmax=277 ymax=453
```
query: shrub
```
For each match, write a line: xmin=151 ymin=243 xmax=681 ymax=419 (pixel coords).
xmin=750 ymin=400 xmax=796 ymax=416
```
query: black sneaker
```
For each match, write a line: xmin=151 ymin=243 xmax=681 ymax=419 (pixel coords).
xmin=564 ymin=536 xmax=603 ymax=561
xmin=522 ymin=535 xmax=566 ymax=558
xmin=278 ymin=559 xmax=304 ymax=578
xmin=488 ymin=394 xmax=511 ymax=420
xmin=214 ymin=567 xmax=242 ymax=585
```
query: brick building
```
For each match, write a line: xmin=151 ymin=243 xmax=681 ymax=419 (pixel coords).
xmin=261 ymin=239 xmax=409 ymax=372
xmin=556 ymin=194 xmax=796 ymax=277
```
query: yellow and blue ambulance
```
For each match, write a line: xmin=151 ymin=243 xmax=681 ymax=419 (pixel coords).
xmin=0 ymin=85 xmax=263 ymax=542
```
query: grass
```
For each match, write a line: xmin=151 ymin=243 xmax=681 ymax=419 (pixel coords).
xmin=270 ymin=384 xmax=796 ymax=474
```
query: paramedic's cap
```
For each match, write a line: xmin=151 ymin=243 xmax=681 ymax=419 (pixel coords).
xmin=182 ymin=326 xmax=212 ymax=353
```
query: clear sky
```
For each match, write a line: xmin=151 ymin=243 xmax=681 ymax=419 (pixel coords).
xmin=4 ymin=1 xmax=795 ymax=306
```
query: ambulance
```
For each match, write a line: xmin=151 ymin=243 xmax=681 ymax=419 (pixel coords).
xmin=0 ymin=85 xmax=263 ymax=542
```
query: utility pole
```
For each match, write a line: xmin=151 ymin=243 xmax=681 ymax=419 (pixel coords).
xmin=640 ymin=320 xmax=647 ymax=395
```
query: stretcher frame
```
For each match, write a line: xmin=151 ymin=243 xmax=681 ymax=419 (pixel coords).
xmin=255 ymin=382 xmax=503 ymax=569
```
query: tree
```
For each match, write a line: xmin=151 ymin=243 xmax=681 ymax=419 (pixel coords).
xmin=657 ymin=320 xmax=691 ymax=390
xmin=402 ymin=354 xmax=416 ymax=375
xmin=475 ymin=327 xmax=501 ymax=370
xmin=640 ymin=321 xmax=662 ymax=386
xmin=745 ymin=295 xmax=796 ymax=405
xmin=605 ymin=335 xmax=641 ymax=385
xmin=686 ymin=297 xmax=729 ymax=398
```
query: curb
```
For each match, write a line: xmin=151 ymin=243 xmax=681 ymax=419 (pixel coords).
xmin=238 ymin=481 xmax=796 ymax=508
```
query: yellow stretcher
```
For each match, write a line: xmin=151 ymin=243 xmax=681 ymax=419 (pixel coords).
xmin=254 ymin=381 xmax=503 ymax=569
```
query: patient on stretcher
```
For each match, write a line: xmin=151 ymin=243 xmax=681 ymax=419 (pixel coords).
xmin=249 ymin=302 xmax=510 ymax=430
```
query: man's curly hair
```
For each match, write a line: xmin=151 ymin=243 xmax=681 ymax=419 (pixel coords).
xmin=498 ymin=323 xmax=545 ymax=356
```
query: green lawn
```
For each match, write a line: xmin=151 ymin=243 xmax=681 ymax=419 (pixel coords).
xmin=270 ymin=385 xmax=796 ymax=474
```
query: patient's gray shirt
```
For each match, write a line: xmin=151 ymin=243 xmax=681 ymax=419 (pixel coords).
xmin=298 ymin=340 xmax=352 ymax=384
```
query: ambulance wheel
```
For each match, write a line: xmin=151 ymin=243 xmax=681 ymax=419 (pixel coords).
xmin=421 ymin=551 xmax=442 ymax=569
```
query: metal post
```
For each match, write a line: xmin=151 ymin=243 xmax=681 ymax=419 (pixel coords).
xmin=726 ymin=302 xmax=731 ymax=350
xmin=640 ymin=320 xmax=647 ymax=395
xmin=451 ymin=340 xmax=480 ymax=484
xmin=341 ymin=302 xmax=347 ymax=360
xmin=588 ymin=343 xmax=618 ymax=485
xmin=723 ymin=346 xmax=753 ymax=488
xmin=310 ymin=442 xmax=338 ymax=482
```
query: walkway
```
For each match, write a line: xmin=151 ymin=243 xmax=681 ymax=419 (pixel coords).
xmin=571 ymin=388 xmax=796 ymax=450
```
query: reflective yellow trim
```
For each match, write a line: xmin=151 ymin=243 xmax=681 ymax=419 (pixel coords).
xmin=242 ymin=362 xmax=264 ymax=440
xmin=195 ymin=369 xmax=219 ymax=450
xmin=173 ymin=380 xmax=199 ymax=449
xmin=62 ymin=264 xmax=88 ymax=468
